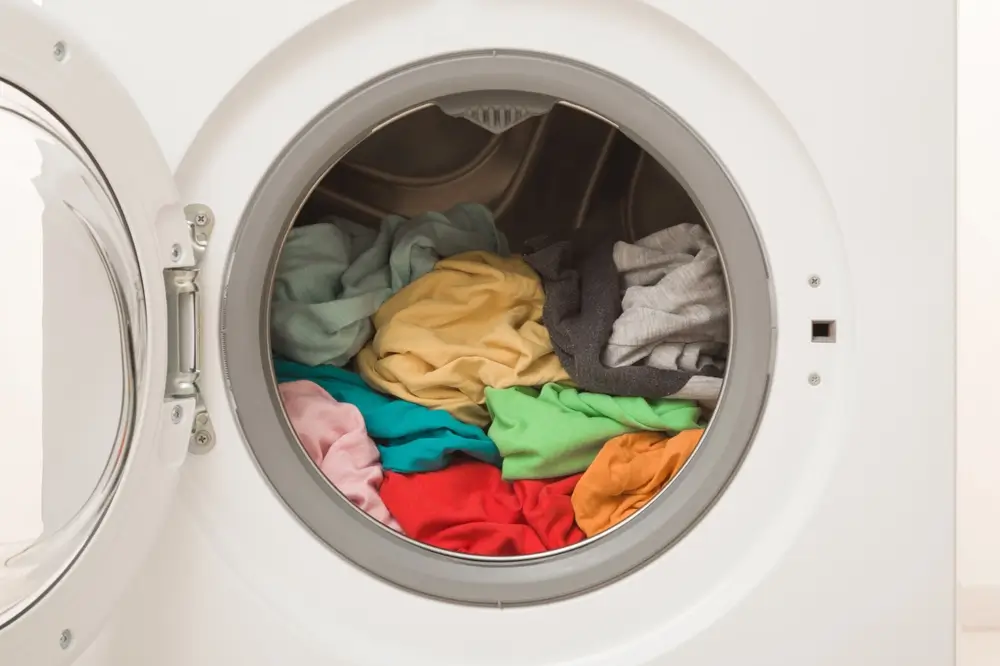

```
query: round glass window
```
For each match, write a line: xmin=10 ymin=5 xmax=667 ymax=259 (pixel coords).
xmin=0 ymin=82 xmax=143 ymax=625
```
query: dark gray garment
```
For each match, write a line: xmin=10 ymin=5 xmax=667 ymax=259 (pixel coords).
xmin=524 ymin=235 xmax=724 ymax=401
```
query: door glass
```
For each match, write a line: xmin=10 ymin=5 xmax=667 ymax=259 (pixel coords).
xmin=0 ymin=82 xmax=144 ymax=625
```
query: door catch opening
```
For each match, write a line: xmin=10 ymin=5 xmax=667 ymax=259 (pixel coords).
xmin=164 ymin=268 xmax=199 ymax=399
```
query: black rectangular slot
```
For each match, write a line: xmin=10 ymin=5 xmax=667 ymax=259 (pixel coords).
xmin=811 ymin=320 xmax=836 ymax=343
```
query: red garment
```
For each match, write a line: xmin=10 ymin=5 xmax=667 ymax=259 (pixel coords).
xmin=380 ymin=460 xmax=586 ymax=556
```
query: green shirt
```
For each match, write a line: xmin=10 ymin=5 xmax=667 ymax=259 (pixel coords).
xmin=486 ymin=383 xmax=701 ymax=480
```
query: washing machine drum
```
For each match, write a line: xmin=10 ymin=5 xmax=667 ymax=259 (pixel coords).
xmin=307 ymin=102 xmax=703 ymax=247
xmin=223 ymin=73 xmax=773 ymax=606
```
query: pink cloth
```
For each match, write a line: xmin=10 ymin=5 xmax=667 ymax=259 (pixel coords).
xmin=279 ymin=380 xmax=399 ymax=529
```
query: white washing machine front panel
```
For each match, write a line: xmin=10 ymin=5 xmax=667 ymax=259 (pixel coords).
xmin=29 ymin=0 xmax=955 ymax=664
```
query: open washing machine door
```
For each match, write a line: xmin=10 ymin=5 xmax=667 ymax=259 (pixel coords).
xmin=0 ymin=2 xmax=205 ymax=663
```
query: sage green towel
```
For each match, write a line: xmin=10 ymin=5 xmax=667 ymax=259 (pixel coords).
xmin=485 ymin=383 xmax=701 ymax=480
xmin=271 ymin=203 xmax=508 ymax=366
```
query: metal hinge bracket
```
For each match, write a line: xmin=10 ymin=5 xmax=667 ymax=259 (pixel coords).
xmin=164 ymin=204 xmax=216 ymax=454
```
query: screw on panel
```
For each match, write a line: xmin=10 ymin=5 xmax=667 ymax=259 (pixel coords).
xmin=184 ymin=205 xmax=215 ymax=250
xmin=52 ymin=41 xmax=67 ymax=62
xmin=808 ymin=275 xmax=821 ymax=288
xmin=808 ymin=373 xmax=822 ymax=386
xmin=192 ymin=430 xmax=213 ymax=450
xmin=189 ymin=409 xmax=216 ymax=454
xmin=59 ymin=629 xmax=72 ymax=650
xmin=170 ymin=243 xmax=182 ymax=262
xmin=170 ymin=405 xmax=183 ymax=423
xmin=189 ymin=427 xmax=215 ymax=454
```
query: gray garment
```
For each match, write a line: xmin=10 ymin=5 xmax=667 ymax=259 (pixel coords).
xmin=525 ymin=233 xmax=723 ymax=401
xmin=271 ymin=203 xmax=508 ymax=366
xmin=603 ymin=224 xmax=729 ymax=376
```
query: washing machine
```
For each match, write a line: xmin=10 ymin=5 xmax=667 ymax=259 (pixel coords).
xmin=0 ymin=0 xmax=956 ymax=664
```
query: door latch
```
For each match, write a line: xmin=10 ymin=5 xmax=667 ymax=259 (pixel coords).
xmin=164 ymin=267 xmax=199 ymax=399
xmin=164 ymin=204 xmax=216 ymax=454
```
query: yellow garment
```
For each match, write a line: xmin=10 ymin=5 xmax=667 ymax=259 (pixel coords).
xmin=571 ymin=429 xmax=703 ymax=537
xmin=356 ymin=251 xmax=569 ymax=426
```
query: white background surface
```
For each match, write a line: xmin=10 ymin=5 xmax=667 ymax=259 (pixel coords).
xmin=958 ymin=0 xmax=1000 ymax=659
xmin=958 ymin=0 xmax=999 ymax=589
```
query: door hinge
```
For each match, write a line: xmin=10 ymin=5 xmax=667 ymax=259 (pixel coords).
xmin=183 ymin=202 xmax=214 ymax=263
xmin=164 ymin=204 xmax=216 ymax=454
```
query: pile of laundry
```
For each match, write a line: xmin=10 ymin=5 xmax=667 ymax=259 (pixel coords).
xmin=271 ymin=202 xmax=729 ymax=557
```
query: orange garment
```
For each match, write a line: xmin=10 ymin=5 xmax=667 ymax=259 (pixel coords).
xmin=571 ymin=429 xmax=703 ymax=537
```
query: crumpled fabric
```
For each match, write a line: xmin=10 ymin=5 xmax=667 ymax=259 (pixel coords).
xmin=278 ymin=380 xmax=399 ymax=529
xmin=603 ymin=223 xmax=729 ymax=377
xmin=271 ymin=203 xmax=508 ymax=367
xmin=380 ymin=460 xmax=585 ymax=556
xmin=571 ymin=429 xmax=703 ymax=537
xmin=356 ymin=251 xmax=570 ymax=427
xmin=485 ymin=383 xmax=701 ymax=480
xmin=525 ymin=232 xmax=723 ymax=401
xmin=274 ymin=357 xmax=500 ymax=473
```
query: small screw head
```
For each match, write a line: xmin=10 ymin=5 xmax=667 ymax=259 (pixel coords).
xmin=170 ymin=244 xmax=182 ymax=262
xmin=808 ymin=275 xmax=821 ymax=288
xmin=808 ymin=372 xmax=822 ymax=386
xmin=53 ymin=42 xmax=67 ymax=62
xmin=170 ymin=405 xmax=183 ymax=423
xmin=59 ymin=629 xmax=72 ymax=650
xmin=194 ymin=431 xmax=212 ymax=447
xmin=194 ymin=212 xmax=209 ymax=226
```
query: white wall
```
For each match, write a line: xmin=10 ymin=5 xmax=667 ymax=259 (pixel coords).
xmin=958 ymin=0 xmax=1000 ymax=636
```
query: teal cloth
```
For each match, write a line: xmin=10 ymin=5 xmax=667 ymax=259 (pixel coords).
xmin=274 ymin=357 xmax=501 ymax=472
xmin=271 ymin=203 xmax=509 ymax=366
xmin=485 ymin=383 xmax=701 ymax=479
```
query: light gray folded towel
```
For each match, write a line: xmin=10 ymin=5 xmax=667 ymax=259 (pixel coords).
xmin=603 ymin=223 xmax=729 ymax=377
